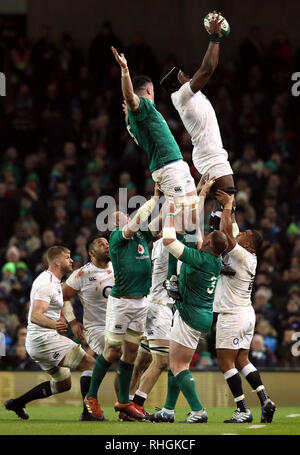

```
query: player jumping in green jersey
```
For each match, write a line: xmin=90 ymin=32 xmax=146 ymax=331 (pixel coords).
xmin=84 ymin=188 xmax=160 ymax=421
xmin=111 ymin=46 xmax=198 ymax=227
xmin=148 ymin=177 xmax=228 ymax=423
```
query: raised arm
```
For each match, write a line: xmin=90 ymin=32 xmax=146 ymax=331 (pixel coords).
xmin=190 ymin=12 xmax=224 ymax=93
xmin=215 ymin=190 xmax=236 ymax=252
xmin=122 ymin=186 xmax=160 ymax=239
xmin=162 ymin=197 xmax=207 ymax=271
xmin=111 ymin=46 xmax=140 ymax=111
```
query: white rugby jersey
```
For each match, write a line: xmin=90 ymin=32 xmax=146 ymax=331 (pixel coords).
xmin=213 ymin=243 xmax=257 ymax=314
xmin=66 ymin=262 xmax=114 ymax=328
xmin=148 ymin=238 xmax=174 ymax=306
xmin=28 ymin=270 xmax=64 ymax=334
xmin=171 ymin=81 xmax=229 ymax=175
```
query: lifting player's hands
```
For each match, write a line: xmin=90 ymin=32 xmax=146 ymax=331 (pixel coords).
xmin=199 ymin=174 xmax=216 ymax=196
xmin=111 ymin=46 xmax=128 ymax=68
xmin=154 ymin=183 xmax=163 ymax=198
xmin=208 ymin=10 xmax=225 ymax=37
xmin=69 ymin=320 xmax=87 ymax=343
xmin=215 ymin=189 xmax=234 ymax=208
xmin=122 ymin=100 xmax=128 ymax=118
xmin=55 ymin=317 xmax=68 ymax=334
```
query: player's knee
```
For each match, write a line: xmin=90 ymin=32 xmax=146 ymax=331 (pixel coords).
xmin=50 ymin=367 xmax=71 ymax=394
xmin=124 ymin=329 xmax=144 ymax=346
xmin=77 ymin=353 xmax=95 ymax=371
xmin=103 ymin=336 xmax=122 ymax=363
xmin=153 ymin=354 xmax=169 ymax=371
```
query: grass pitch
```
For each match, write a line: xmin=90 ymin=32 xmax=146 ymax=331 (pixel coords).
xmin=0 ymin=405 xmax=299 ymax=436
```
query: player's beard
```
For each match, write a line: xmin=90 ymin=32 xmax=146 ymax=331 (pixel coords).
xmin=61 ymin=263 xmax=73 ymax=275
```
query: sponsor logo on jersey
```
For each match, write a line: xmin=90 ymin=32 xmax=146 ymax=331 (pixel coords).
xmin=174 ymin=186 xmax=182 ymax=193
xmin=147 ymin=330 xmax=154 ymax=336
xmin=89 ymin=277 xmax=96 ymax=281
xmin=115 ymin=324 xmax=122 ymax=330
xmin=53 ymin=351 xmax=60 ymax=359
xmin=138 ymin=244 xmax=145 ymax=255
xmin=233 ymin=337 xmax=239 ymax=345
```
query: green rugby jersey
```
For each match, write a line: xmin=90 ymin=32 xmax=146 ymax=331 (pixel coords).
xmin=126 ymin=97 xmax=182 ymax=173
xmin=109 ymin=228 xmax=154 ymax=298
xmin=175 ymin=247 xmax=221 ymax=332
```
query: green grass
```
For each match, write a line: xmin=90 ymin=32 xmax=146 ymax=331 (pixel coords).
xmin=0 ymin=406 xmax=300 ymax=435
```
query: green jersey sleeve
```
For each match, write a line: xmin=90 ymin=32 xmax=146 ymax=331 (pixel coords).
xmin=180 ymin=246 xmax=206 ymax=269
xmin=130 ymin=97 xmax=150 ymax=122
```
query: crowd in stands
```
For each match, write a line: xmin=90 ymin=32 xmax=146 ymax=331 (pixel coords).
xmin=0 ymin=22 xmax=300 ymax=371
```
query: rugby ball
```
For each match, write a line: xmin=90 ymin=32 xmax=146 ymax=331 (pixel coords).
xmin=204 ymin=12 xmax=230 ymax=37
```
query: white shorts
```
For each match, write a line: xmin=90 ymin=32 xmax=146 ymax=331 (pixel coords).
xmin=170 ymin=310 xmax=202 ymax=350
xmin=216 ymin=309 xmax=256 ymax=350
xmin=145 ymin=302 xmax=173 ymax=341
xmin=152 ymin=160 xmax=196 ymax=197
xmin=26 ymin=330 xmax=78 ymax=371
xmin=85 ymin=326 xmax=105 ymax=355
xmin=193 ymin=153 xmax=233 ymax=180
xmin=106 ymin=295 xmax=149 ymax=334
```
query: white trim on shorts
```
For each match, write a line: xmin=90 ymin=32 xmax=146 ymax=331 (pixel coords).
xmin=105 ymin=295 xmax=149 ymax=335
xmin=170 ymin=310 xmax=202 ymax=350
xmin=152 ymin=160 xmax=196 ymax=196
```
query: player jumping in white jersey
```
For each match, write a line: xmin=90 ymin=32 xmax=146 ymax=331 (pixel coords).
xmin=5 ymin=246 xmax=96 ymax=420
xmin=213 ymin=190 xmax=276 ymax=423
xmin=62 ymin=236 xmax=115 ymax=421
xmin=160 ymin=12 xmax=238 ymax=238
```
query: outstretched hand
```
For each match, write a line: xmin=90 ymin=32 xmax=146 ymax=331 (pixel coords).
xmin=200 ymin=174 xmax=216 ymax=196
xmin=111 ymin=46 xmax=127 ymax=68
xmin=208 ymin=11 xmax=225 ymax=37
xmin=215 ymin=189 xmax=234 ymax=206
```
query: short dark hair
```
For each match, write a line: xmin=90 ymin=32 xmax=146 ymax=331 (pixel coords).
xmin=132 ymin=75 xmax=152 ymax=95
xmin=251 ymin=229 xmax=263 ymax=254
xmin=211 ymin=231 xmax=228 ymax=256
xmin=87 ymin=233 xmax=108 ymax=253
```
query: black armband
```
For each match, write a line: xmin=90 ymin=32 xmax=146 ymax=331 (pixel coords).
xmin=210 ymin=33 xmax=221 ymax=44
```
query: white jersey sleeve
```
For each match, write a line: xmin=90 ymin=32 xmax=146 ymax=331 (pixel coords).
xmin=171 ymin=81 xmax=195 ymax=107
xmin=34 ymin=283 xmax=53 ymax=303
xmin=66 ymin=269 xmax=83 ymax=291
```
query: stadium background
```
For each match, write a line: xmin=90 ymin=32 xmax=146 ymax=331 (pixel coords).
xmin=0 ymin=0 xmax=300 ymax=408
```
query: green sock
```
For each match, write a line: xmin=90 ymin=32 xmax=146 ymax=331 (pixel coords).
xmin=175 ymin=369 xmax=203 ymax=412
xmin=118 ymin=359 xmax=134 ymax=404
xmin=87 ymin=354 xmax=111 ymax=399
xmin=164 ymin=370 xmax=180 ymax=410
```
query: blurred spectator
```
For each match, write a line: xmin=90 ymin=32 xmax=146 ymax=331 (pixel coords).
xmin=249 ymin=334 xmax=277 ymax=368
xmin=6 ymin=344 xmax=41 ymax=371
xmin=255 ymin=319 xmax=278 ymax=353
